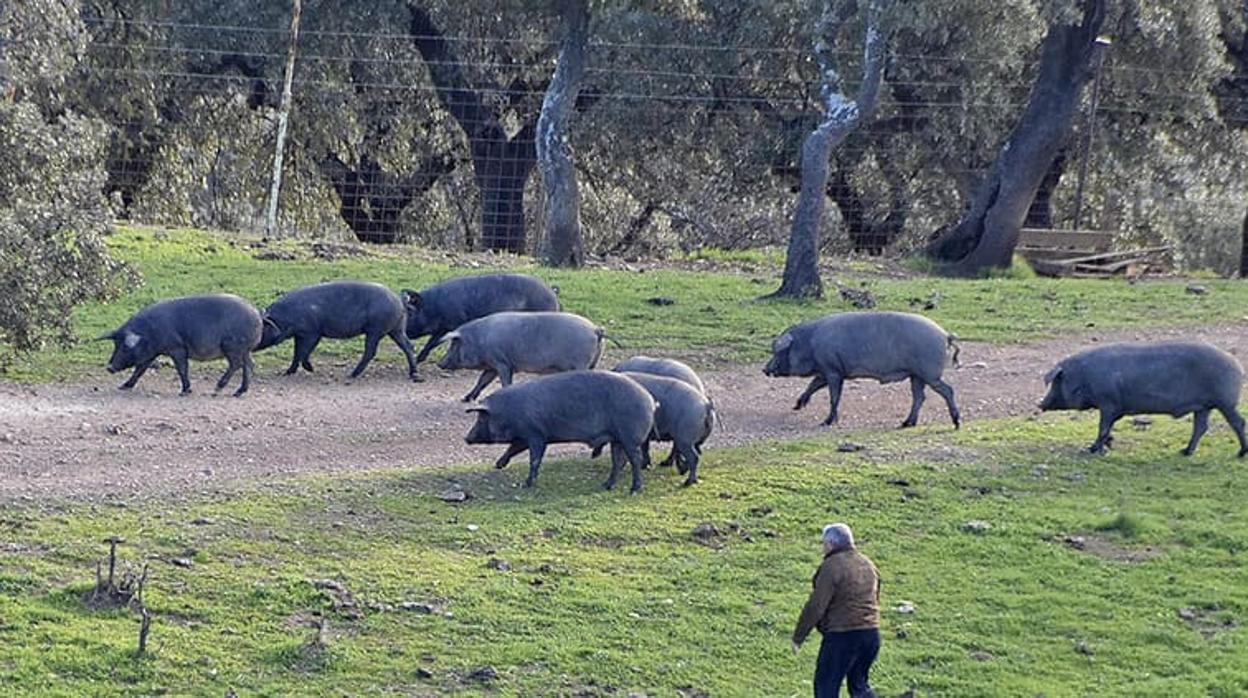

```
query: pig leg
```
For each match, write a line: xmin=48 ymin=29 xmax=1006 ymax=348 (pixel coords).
xmin=119 ymin=359 xmax=154 ymax=390
xmin=641 ymin=441 xmax=653 ymax=470
xmin=463 ymin=369 xmax=498 ymax=402
xmin=794 ymin=376 xmax=827 ymax=411
xmin=389 ymin=328 xmax=421 ymax=381
xmin=1088 ymin=409 xmax=1121 ymax=453
xmin=349 ymin=333 xmax=382 ymax=379
xmin=820 ymin=374 xmax=844 ymax=426
xmin=414 ymin=332 xmax=446 ymax=365
xmin=523 ymin=441 xmax=548 ymax=488
xmin=495 ymin=364 xmax=515 ymax=387
xmin=604 ymin=443 xmax=623 ymax=490
xmin=1216 ymin=405 xmax=1248 ymax=457
xmin=495 ymin=441 xmax=527 ymax=469
xmin=678 ymin=442 xmax=700 ymax=486
xmin=235 ymin=353 xmax=253 ymax=397
xmin=289 ymin=334 xmax=320 ymax=374
xmin=1181 ymin=409 xmax=1210 ymax=456
xmin=623 ymin=442 xmax=647 ymax=494
xmin=215 ymin=355 xmax=240 ymax=393
xmin=590 ymin=444 xmax=605 ymax=458
xmin=928 ymin=378 xmax=961 ymax=429
xmin=901 ymin=376 xmax=926 ymax=428
xmin=170 ymin=348 xmax=192 ymax=394
xmin=286 ymin=335 xmax=315 ymax=375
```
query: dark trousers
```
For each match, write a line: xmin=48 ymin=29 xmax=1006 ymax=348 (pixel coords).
xmin=814 ymin=627 xmax=880 ymax=698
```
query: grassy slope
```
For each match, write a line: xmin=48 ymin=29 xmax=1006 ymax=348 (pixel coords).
xmin=1 ymin=415 xmax=1245 ymax=697
xmin=6 ymin=226 xmax=1248 ymax=381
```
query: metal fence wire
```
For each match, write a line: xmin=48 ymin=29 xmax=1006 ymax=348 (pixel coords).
xmin=66 ymin=7 xmax=1248 ymax=271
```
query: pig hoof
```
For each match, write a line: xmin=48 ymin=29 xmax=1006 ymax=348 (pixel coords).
xmin=284 ymin=367 xmax=298 ymax=376
xmin=792 ymin=402 xmax=805 ymax=411
xmin=629 ymin=488 xmax=641 ymax=496
xmin=1238 ymin=449 xmax=1247 ymax=458
xmin=494 ymin=459 xmax=509 ymax=470
xmin=602 ymin=481 xmax=615 ymax=491
xmin=410 ymin=373 xmax=424 ymax=383
xmin=522 ymin=479 xmax=535 ymax=489
xmin=180 ymin=389 xmax=193 ymax=396
xmin=899 ymin=420 xmax=916 ymax=429
xmin=1180 ymin=447 xmax=1194 ymax=457
xmin=118 ymin=384 xmax=134 ymax=391
xmin=681 ymin=478 xmax=697 ymax=487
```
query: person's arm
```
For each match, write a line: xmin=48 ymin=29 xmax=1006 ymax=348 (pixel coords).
xmin=792 ymin=564 xmax=835 ymax=645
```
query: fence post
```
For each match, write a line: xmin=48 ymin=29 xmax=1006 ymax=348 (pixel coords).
xmin=1071 ymin=35 xmax=1111 ymax=231
xmin=265 ymin=0 xmax=303 ymax=236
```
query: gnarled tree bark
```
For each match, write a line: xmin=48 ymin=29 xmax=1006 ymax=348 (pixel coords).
xmin=318 ymin=151 xmax=455 ymax=244
xmin=408 ymin=5 xmax=540 ymax=253
xmin=769 ymin=0 xmax=888 ymax=298
xmin=925 ymin=0 xmax=1106 ymax=275
xmin=537 ymin=0 xmax=590 ymax=267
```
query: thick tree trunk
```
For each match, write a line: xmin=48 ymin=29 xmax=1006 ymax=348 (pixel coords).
xmin=1240 ymin=207 xmax=1248 ymax=278
xmin=925 ymin=0 xmax=1105 ymax=275
xmin=409 ymin=6 xmax=540 ymax=253
xmin=319 ymin=151 xmax=455 ymax=243
xmin=770 ymin=0 xmax=888 ymax=298
xmin=537 ymin=0 xmax=590 ymax=267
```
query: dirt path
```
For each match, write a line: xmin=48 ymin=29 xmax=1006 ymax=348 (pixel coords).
xmin=3 ymin=323 xmax=1247 ymax=504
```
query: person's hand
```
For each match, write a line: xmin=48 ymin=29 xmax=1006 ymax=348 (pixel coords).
xmin=791 ymin=640 xmax=801 ymax=655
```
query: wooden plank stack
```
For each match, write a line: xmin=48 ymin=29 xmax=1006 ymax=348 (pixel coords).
xmin=1016 ymin=228 xmax=1170 ymax=278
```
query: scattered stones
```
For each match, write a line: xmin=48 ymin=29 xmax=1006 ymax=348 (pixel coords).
xmin=1185 ymin=284 xmax=1209 ymax=296
xmin=1131 ymin=416 xmax=1153 ymax=430
xmin=961 ymin=520 xmax=992 ymax=534
xmin=464 ymin=666 xmax=499 ymax=683
xmin=104 ymin=423 xmax=126 ymax=436
xmin=486 ymin=558 xmax=511 ymax=572
xmin=1075 ymin=640 xmax=1094 ymax=656
xmin=466 ymin=524 xmax=480 ymax=532
xmin=312 ymin=579 xmax=345 ymax=593
xmin=969 ymin=650 xmax=995 ymax=662
xmin=169 ymin=557 xmax=194 ymax=569
xmin=400 ymin=601 xmax=438 ymax=614
xmin=691 ymin=523 xmax=720 ymax=540
xmin=415 ymin=667 xmax=434 ymax=679
xmin=760 ymin=529 xmax=779 ymax=538
xmin=838 ymin=286 xmax=876 ymax=309
xmin=1063 ymin=535 xmax=1087 ymax=551
xmin=886 ymin=478 xmax=911 ymax=487
xmin=747 ymin=505 xmax=774 ymax=517
xmin=438 ymin=488 xmax=470 ymax=503
xmin=190 ymin=517 xmax=217 ymax=526
xmin=646 ymin=296 xmax=676 ymax=306
xmin=1178 ymin=608 xmax=1198 ymax=621
xmin=896 ymin=601 xmax=916 ymax=614
xmin=837 ymin=442 xmax=865 ymax=453
xmin=254 ymin=249 xmax=297 ymax=261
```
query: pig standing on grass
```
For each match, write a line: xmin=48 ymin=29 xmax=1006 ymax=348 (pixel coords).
xmin=463 ymin=371 xmax=655 ymax=493
xmin=99 ymin=294 xmax=262 ymax=396
xmin=255 ymin=280 xmax=418 ymax=381
xmin=763 ymin=311 xmax=961 ymax=428
xmin=617 ymin=372 xmax=716 ymax=486
xmin=436 ymin=312 xmax=616 ymax=401
xmin=402 ymin=274 xmax=559 ymax=372
xmin=1040 ymin=341 xmax=1248 ymax=456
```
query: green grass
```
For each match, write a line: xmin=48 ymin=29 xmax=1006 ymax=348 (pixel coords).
xmin=1 ymin=415 xmax=1245 ymax=696
xmin=5 ymin=226 xmax=1248 ymax=381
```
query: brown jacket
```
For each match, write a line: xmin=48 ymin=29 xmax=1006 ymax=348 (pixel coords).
xmin=793 ymin=547 xmax=880 ymax=643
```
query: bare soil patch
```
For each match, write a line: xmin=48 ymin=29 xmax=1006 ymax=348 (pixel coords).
xmin=3 ymin=323 xmax=1248 ymax=504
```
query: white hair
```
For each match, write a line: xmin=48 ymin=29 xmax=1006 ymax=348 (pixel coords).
xmin=822 ymin=523 xmax=854 ymax=550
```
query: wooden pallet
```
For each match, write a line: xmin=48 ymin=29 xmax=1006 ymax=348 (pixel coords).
xmin=1016 ymin=228 xmax=1169 ymax=278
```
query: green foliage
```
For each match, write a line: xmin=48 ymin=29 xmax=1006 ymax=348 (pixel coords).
xmin=11 ymin=226 xmax=1248 ymax=379
xmin=0 ymin=0 xmax=132 ymax=359
xmin=1 ymin=415 xmax=1245 ymax=695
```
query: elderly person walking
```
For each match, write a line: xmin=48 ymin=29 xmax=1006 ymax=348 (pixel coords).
xmin=792 ymin=523 xmax=881 ymax=698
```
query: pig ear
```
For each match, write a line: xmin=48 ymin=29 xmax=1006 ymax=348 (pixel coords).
xmin=124 ymin=331 xmax=143 ymax=349
xmin=262 ymin=314 xmax=281 ymax=331
xmin=773 ymin=333 xmax=793 ymax=353
xmin=1043 ymin=366 xmax=1062 ymax=385
xmin=401 ymin=289 xmax=423 ymax=310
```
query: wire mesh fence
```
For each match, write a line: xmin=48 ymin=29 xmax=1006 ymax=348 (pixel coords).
xmin=63 ymin=6 xmax=1248 ymax=272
